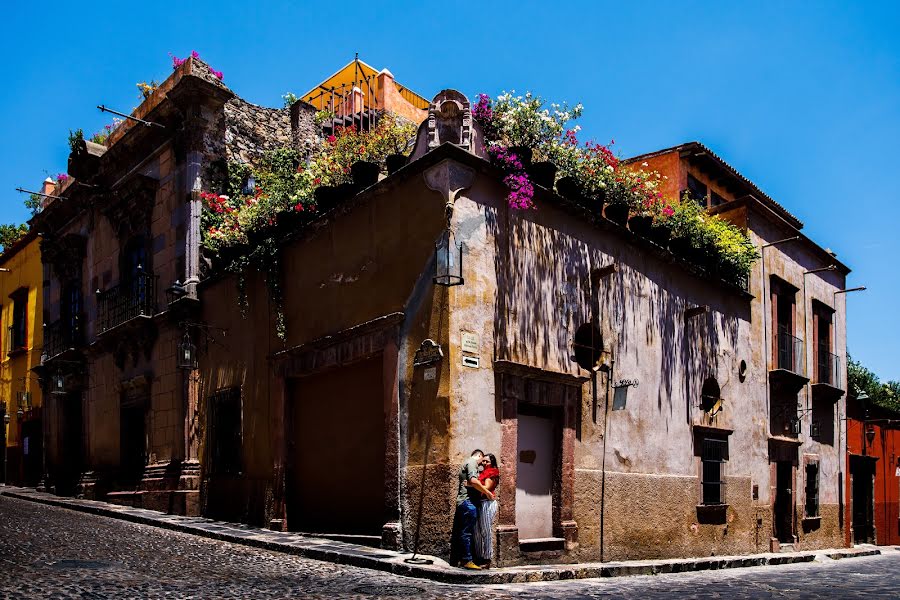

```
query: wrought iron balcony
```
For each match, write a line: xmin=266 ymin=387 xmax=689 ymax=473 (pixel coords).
xmin=770 ymin=330 xmax=809 ymax=392
xmin=812 ymin=347 xmax=844 ymax=402
xmin=42 ymin=315 xmax=85 ymax=361
xmin=776 ymin=330 xmax=806 ymax=376
xmin=816 ymin=348 xmax=842 ymax=389
xmin=96 ymin=269 xmax=157 ymax=335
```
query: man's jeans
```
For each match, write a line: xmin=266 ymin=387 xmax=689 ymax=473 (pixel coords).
xmin=450 ymin=499 xmax=478 ymax=564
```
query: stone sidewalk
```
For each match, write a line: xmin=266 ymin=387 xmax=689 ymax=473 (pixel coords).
xmin=0 ymin=485 xmax=883 ymax=585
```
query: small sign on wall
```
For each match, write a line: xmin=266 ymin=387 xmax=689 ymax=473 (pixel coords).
xmin=462 ymin=356 xmax=480 ymax=368
xmin=424 ymin=367 xmax=436 ymax=381
xmin=461 ymin=332 xmax=480 ymax=354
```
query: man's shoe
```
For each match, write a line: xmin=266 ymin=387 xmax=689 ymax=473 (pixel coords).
xmin=461 ymin=561 xmax=482 ymax=570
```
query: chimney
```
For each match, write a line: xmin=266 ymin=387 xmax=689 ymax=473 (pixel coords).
xmin=376 ymin=68 xmax=394 ymax=112
xmin=41 ymin=177 xmax=55 ymax=209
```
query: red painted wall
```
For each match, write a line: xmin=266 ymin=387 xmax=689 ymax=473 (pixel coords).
xmin=846 ymin=403 xmax=900 ymax=546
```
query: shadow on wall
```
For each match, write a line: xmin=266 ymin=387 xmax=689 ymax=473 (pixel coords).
xmin=486 ymin=196 xmax=748 ymax=430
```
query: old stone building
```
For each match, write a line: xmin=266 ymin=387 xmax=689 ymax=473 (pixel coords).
xmin=194 ymin=91 xmax=851 ymax=564
xmin=31 ymin=59 xmax=854 ymax=566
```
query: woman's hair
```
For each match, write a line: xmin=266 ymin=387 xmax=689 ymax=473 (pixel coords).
xmin=485 ymin=453 xmax=498 ymax=469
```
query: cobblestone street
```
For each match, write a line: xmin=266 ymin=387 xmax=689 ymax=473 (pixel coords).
xmin=1 ymin=495 xmax=898 ymax=599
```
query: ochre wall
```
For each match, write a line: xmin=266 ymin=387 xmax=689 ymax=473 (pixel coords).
xmin=1 ymin=235 xmax=43 ymax=484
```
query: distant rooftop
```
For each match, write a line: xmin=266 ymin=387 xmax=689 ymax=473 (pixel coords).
xmin=301 ymin=56 xmax=429 ymax=112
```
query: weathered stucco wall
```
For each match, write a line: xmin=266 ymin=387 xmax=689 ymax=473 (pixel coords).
xmin=420 ymin=153 xmax=848 ymax=562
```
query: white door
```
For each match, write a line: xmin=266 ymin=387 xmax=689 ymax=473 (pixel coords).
xmin=516 ymin=412 xmax=554 ymax=540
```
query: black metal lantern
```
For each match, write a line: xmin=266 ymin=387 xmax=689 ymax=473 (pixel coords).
xmin=165 ymin=280 xmax=187 ymax=305
xmin=51 ymin=371 xmax=66 ymax=395
xmin=434 ymin=228 xmax=463 ymax=286
xmin=178 ymin=330 xmax=197 ymax=370
xmin=866 ymin=424 xmax=876 ymax=445
xmin=16 ymin=390 xmax=31 ymax=412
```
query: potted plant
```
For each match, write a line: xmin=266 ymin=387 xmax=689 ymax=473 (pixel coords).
xmin=527 ymin=161 xmax=557 ymax=188
xmin=350 ymin=160 xmax=380 ymax=187
xmin=385 ymin=153 xmax=407 ymax=175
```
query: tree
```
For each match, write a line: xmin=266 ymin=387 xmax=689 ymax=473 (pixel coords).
xmin=848 ymin=354 xmax=900 ymax=413
xmin=0 ymin=223 xmax=29 ymax=252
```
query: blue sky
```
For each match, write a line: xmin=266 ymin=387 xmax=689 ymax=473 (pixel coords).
xmin=3 ymin=1 xmax=898 ymax=379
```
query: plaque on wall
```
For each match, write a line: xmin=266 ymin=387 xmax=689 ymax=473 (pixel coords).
xmin=414 ymin=339 xmax=444 ymax=367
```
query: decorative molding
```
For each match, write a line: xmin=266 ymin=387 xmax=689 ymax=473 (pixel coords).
xmin=273 ymin=312 xmax=404 ymax=378
xmin=40 ymin=233 xmax=87 ymax=282
xmin=423 ymin=159 xmax=475 ymax=216
xmin=101 ymin=174 xmax=158 ymax=241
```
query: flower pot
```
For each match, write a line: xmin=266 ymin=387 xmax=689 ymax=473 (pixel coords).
xmin=647 ymin=223 xmax=671 ymax=247
xmin=668 ymin=235 xmax=693 ymax=258
xmin=335 ymin=182 xmax=359 ymax=200
xmin=350 ymin=160 xmax=380 ymax=188
xmin=385 ymin=153 xmax=408 ymax=175
xmin=527 ymin=161 xmax=557 ymax=188
xmin=604 ymin=203 xmax=630 ymax=226
xmin=555 ymin=176 xmax=582 ymax=200
xmin=628 ymin=214 xmax=653 ymax=237
xmin=275 ymin=209 xmax=307 ymax=237
xmin=314 ymin=185 xmax=340 ymax=212
xmin=508 ymin=146 xmax=533 ymax=167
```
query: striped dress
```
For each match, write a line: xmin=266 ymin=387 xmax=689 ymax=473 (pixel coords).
xmin=473 ymin=470 xmax=499 ymax=562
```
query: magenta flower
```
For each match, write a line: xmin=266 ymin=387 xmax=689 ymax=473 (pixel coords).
xmin=191 ymin=50 xmax=200 ymax=59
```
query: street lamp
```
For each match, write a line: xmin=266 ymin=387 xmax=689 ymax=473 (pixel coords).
xmin=433 ymin=228 xmax=464 ymax=287
xmin=177 ymin=329 xmax=197 ymax=370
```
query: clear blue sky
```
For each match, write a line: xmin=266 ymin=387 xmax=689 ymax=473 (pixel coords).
xmin=3 ymin=1 xmax=898 ymax=379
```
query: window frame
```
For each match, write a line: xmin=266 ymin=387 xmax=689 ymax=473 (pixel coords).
xmin=8 ymin=287 xmax=28 ymax=353
xmin=686 ymin=173 xmax=709 ymax=208
xmin=700 ymin=436 xmax=728 ymax=505
xmin=805 ymin=461 xmax=820 ymax=518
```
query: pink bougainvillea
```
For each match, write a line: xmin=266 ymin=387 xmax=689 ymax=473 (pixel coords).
xmin=487 ymin=145 xmax=535 ymax=210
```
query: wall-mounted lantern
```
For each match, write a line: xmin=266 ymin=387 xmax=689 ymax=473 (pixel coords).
xmin=3 ymin=412 xmax=9 ymax=426
xmin=434 ymin=228 xmax=464 ymax=287
xmin=165 ymin=280 xmax=187 ymax=305
xmin=177 ymin=329 xmax=198 ymax=370
xmin=51 ymin=371 xmax=66 ymax=395
xmin=16 ymin=391 xmax=32 ymax=413
xmin=866 ymin=424 xmax=876 ymax=445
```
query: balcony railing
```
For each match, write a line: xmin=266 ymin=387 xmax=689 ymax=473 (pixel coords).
xmin=816 ymin=347 xmax=842 ymax=389
xmin=96 ymin=270 xmax=157 ymax=334
xmin=776 ymin=330 xmax=806 ymax=376
xmin=42 ymin=315 xmax=85 ymax=361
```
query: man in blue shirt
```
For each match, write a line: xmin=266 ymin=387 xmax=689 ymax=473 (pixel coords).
xmin=449 ymin=449 xmax=495 ymax=569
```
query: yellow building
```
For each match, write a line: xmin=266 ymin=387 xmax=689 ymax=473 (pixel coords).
xmin=1 ymin=230 xmax=43 ymax=485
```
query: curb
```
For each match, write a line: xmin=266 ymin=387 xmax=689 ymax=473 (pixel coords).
xmin=0 ymin=487 xmax=882 ymax=585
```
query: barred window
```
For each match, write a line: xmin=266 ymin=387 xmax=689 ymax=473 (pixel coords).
xmin=10 ymin=288 xmax=28 ymax=351
xmin=209 ymin=387 xmax=242 ymax=476
xmin=805 ymin=462 xmax=820 ymax=518
xmin=701 ymin=437 xmax=728 ymax=505
xmin=687 ymin=174 xmax=708 ymax=208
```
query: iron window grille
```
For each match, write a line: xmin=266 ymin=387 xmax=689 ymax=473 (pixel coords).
xmin=208 ymin=387 xmax=242 ymax=476
xmin=686 ymin=173 xmax=708 ymax=208
xmin=96 ymin=268 xmax=157 ymax=334
xmin=701 ymin=437 xmax=728 ymax=505
xmin=805 ymin=462 xmax=820 ymax=518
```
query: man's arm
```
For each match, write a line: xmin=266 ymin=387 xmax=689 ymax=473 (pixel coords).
xmin=466 ymin=476 xmax=495 ymax=500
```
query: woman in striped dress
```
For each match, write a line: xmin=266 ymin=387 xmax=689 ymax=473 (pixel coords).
xmin=473 ymin=453 xmax=500 ymax=568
